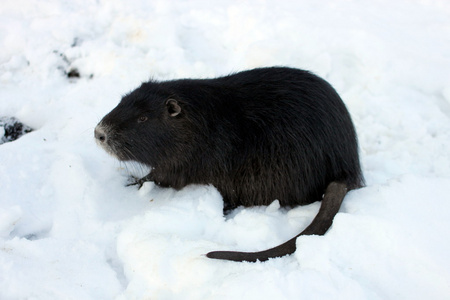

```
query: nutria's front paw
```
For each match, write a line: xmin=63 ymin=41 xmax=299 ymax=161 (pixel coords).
xmin=126 ymin=176 xmax=145 ymax=189
xmin=126 ymin=174 xmax=153 ymax=189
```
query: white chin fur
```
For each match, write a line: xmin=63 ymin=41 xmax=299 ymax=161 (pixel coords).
xmin=122 ymin=161 xmax=152 ymax=179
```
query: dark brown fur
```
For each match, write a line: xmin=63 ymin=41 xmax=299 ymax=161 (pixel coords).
xmin=95 ymin=67 xmax=364 ymax=262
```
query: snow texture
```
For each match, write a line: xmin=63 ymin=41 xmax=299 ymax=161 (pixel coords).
xmin=1 ymin=0 xmax=450 ymax=299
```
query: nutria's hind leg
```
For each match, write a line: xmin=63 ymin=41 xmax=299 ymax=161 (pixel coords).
xmin=222 ymin=201 xmax=238 ymax=215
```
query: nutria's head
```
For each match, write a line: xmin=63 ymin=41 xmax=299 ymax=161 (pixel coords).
xmin=94 ymin=83 xmax=188 ymax=167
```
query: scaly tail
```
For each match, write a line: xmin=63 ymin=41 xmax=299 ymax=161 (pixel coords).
xmin=206 ymin=181 xmax=348 ymax=262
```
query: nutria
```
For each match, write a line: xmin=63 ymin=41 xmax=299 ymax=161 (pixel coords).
xmin=95 ymin=67 xmax=364 ymax=262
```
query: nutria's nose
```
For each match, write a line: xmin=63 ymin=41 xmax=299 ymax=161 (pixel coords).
xmin=94 ymin=126 xmax=107 ymax=143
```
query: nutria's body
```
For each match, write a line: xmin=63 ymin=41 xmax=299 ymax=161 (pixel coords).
xmin=95 ymin=67 xmax=364 ymax=262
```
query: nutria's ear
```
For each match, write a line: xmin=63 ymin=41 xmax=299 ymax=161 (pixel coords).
xmin=166 ymin=99 xmax=181 ymax=117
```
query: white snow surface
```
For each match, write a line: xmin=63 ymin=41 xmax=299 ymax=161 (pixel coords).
xmin=1 ymin=0 xmax=450 ymax=299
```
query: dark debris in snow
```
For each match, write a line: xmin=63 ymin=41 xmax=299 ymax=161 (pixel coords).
xmin=0 ymin=117 xmax=33 ymax=144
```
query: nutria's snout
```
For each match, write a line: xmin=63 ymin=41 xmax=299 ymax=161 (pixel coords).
xmin=94 ymin=123 xmax=127 ymax=161
xmin=94 ymin=124 xmax=114 ymax=155
xmin=94 ymin=125 xmax=107 ymax=144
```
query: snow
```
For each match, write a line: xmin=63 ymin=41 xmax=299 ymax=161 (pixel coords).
xmin=1 ymin=0 xmax=450 ymax=299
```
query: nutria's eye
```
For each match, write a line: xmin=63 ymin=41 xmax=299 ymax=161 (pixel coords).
xmin=138 ymin=116 xmax=148 ymax=123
